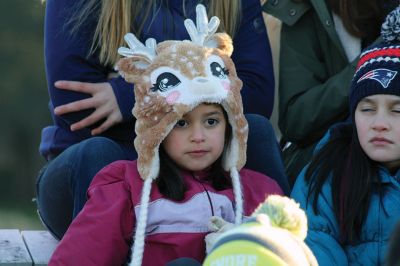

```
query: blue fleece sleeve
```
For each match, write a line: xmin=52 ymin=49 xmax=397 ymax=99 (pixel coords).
xmin=291 ymin=169 xmax=349 ymax=265
xmin=44 ymin=0 xmax=135 ymax=126
xmin=232 ymin=0 xmax=275 ymax=118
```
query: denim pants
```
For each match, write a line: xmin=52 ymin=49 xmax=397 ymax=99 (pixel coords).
xmin=36 ymin=114 xmax=288 ymax=240
xmin=244 ymin=114 xmax=289 ymax=194
xmin=36 ymin=137 xmax=137 ymax=239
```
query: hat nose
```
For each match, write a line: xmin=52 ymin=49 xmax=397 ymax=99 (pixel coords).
xmin=191 ymin=77 xmax=220 ymax=94
xmin=196 ymin=78 xmax=208 ymax=83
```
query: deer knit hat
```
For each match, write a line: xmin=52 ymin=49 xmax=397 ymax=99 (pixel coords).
xmin=116 ymin=4 xmax=248 ymax=266
xmin=349 ymin=6 xmax=400 ymax=115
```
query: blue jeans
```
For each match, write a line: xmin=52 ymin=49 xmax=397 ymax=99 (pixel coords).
xmin=36 ymin=137 xmax=137 ymax=239
xmin=36 ymin=115 xmax=288 ymax=240
xmin=244 ymin=114 xmax=289 ymax=195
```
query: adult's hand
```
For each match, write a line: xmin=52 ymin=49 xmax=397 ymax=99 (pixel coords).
xmin=54 ymin=80 xmax=123 ymax=135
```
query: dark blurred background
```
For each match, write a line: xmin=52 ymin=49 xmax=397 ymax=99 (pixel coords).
xmin=0 ymin=0 xmax=48 ymax=229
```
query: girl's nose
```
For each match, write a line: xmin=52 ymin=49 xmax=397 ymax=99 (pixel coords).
xmin=372 ymin=113 xmax=389 ymax=131
xmin=190 ymin=124 xmax=206 ymax=143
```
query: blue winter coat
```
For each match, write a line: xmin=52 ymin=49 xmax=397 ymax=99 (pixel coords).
xmin=291 ymin=129 xmax=400 ymax=265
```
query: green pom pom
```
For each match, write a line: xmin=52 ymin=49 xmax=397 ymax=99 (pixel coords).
xmin=252 ymin=195 xmax=308 ymax=240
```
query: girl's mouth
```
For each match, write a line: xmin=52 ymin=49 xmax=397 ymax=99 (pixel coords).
xmin=370 ymin=137 xmax=393 ymax=145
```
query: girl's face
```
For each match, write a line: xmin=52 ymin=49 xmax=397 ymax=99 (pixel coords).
xmin=162 ymin=103 xmax=227 ymax=172
xmin=355 ymin=94 xmax=400 ymax=172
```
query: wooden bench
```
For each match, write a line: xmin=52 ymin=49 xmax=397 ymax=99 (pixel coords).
xmin=0 ymin=230 xmax=58 ymax=266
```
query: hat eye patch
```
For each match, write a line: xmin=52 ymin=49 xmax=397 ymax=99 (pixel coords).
xmin=151 ymin=72 xmax=181 ymax=92
xmin=210 ymin=62 xmax=229 ymax=79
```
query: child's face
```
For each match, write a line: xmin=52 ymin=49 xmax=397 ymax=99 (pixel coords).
xmin=355 ymin=94 xmax=400 ymax=172
xmin=162 ymin=103 xmax=227 ymax=172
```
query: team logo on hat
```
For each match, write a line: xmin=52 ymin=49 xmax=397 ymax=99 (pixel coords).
xmin=357 ymin=68 xmax=397 ymax=88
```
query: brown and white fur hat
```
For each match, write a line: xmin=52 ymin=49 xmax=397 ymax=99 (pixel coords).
xmin=116 ymin=4 xmax=248 ymax=265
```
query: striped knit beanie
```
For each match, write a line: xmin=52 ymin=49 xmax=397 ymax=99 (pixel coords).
xmin=349 ymin=6 xmax=400 ymax=115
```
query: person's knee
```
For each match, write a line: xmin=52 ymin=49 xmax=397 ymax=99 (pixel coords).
xmin=45 ymin=137 xmax=125 ymax=187
xmin=245 ymin=114 xmax=274 ymax=137
xmin=245 ymin=114 xmax=277 ymax=145
xmin=76 ymin=137 xmax=125 ymax=163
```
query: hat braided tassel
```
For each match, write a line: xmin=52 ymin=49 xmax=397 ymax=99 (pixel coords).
xmin=230 ymin=167 xmax=243 ymax=225
xmin=129 ymin=178 xmax=153 ymax=266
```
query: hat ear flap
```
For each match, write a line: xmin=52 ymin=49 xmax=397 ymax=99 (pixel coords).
xmin=116 ymin=33 xmax=157 ymax=83
xmin=206 ymin=33 xmax=233 ymax=56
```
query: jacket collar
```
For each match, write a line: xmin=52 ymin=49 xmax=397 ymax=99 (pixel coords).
xmin=378 ymin=166 xmax=400 ymax=187
xmin=309 ymin=0 xmax=347 ymax=59
xmin=264 ymin=0 xmax=347 ymax=60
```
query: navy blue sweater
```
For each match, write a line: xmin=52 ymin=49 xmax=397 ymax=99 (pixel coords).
xmin=40 ymin=0 xmax=274 ymax=160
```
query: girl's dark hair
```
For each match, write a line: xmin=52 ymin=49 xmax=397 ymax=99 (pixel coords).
xmin=305 ymin=123 xmax=380 ymax=244
xmin=156 ymin=107 xmax=232 ymax=201
xmin=326 ymin=0 xmax=397 ymax=46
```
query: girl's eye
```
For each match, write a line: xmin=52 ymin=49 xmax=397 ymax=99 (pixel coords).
xmin=360 ymin=108 xmax=374 ymax=112
xmin=205 ymin=118 xmax=219 ymax=126
xmin=210 ymin=62 xmax=229 ymax=79
xmin=151 ymin=72 xmax=181 ymax=92
xmin=175 ymin=119 xmax=187 ymax=128
xmin=392 ymin=109 xmax=400 ymax=114
xmin=358 ymin=105 xmax=375 ymax=113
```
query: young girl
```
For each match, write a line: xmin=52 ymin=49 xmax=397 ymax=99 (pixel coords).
xmin=291 ymin=7 xmax=400 ymax=265
xmin=49 ymin=5 xmax=283 ymax=266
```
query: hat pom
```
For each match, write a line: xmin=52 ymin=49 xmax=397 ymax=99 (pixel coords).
xmin=381 ymin=6 xmax=400 ymax=43
xmin=252 ymin=195 xmax=307 ymax=240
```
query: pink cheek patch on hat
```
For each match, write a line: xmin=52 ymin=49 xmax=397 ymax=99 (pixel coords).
xmin=166 ymin=91 xmax=181 ymax=104
xmin=222 ymin=81 xmax=230 ymax=91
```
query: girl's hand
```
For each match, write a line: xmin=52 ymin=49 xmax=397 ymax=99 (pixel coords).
xmin=205 ymin=216 xmax=235 ymax=254
xmin=54 ymin=80 xmax=123 ymax=135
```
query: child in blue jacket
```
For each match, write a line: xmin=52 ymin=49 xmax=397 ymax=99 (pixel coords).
xmin=291 ymin=6 xmax=400 ymax=265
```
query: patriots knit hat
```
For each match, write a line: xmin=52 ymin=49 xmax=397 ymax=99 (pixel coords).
xmin=116 ymin=4 xmax=248 ymax=266
xmin=349 ymin=6 xmax=400 ymax=115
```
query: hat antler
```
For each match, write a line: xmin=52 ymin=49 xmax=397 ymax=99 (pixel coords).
xmin=184 ymin=4 xmax=220 ymax=47
xmin=118 ymin=33 xmax=157 ymax=63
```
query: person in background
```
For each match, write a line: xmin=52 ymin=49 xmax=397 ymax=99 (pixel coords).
xmin=263 ymin=0 xmax=399 ymax=185
xmin=290 ymin=7 xmax=400 ymax=264
xmin=37 ymin=0 xmax=288 ymax=240
xmin=49 ymin=8 xmax=283 ymax=263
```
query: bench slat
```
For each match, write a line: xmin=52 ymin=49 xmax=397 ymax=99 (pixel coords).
xmin=0 ymin=229 xmax=32 ymax=266
xmin=21 ymin=231 xmax=58 ymax=266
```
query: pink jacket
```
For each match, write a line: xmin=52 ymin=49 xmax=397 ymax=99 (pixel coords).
xmin=49 ymin=160 xmax=283 ymax=265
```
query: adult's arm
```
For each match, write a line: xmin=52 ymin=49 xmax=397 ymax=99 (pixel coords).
xmin=49 ymin=163 xmax=134 ymax=265
xmin=278 ymin=14 xmax=357 ymax=144
xmin=232 ymin=0 xmax=275 ymax=118
xmin=44 ymin=0 xmax=135 ymax=127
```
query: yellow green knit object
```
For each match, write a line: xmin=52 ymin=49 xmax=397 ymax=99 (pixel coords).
xmin=252 ymin=195 xmax=307 ymax=240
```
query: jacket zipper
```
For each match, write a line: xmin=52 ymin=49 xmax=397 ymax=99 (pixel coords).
xmin=192 ymin=174 xmax=215 ymax=216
